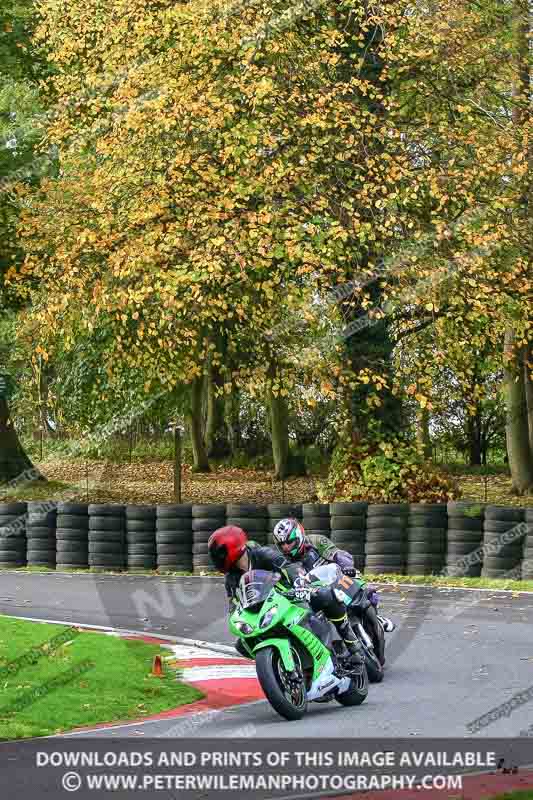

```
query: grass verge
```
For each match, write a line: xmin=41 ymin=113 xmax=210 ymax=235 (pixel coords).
xmin=0 ymin=616 xmax=203 ymax=740
xmin=2 ymin=565 xmax=533 ymax=592
xmin=365 ymin=573 xmax=533 ymax=592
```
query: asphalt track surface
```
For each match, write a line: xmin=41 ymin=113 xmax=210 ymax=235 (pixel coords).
xmin=1 ymin=572 xmax=533 ymax=739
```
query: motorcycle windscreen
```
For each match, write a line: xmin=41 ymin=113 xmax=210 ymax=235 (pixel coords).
xmin=237 ymin=570 xmax=279 ymax=610
xmin=307 ymin=562 xmax=342 ymax=586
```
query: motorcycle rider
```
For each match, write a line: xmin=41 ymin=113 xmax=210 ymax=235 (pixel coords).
xmin=272 ymin=518 xmax=394 ymax=662
xmin=207 ymin=525 xmax=365 ymax=673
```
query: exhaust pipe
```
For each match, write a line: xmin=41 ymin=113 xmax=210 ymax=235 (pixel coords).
xmin=357 ymin=622 xmax=374 ymax=650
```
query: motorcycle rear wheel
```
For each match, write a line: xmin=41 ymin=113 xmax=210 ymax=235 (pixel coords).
xmin=335 ymin=667 xmax=368 ymax=706
xmin=363 ymin=645 xmax=384 ymax=683
xmin=255 ymin=646 xmax=307 ymax=721
xmin=360 ymin=606 xmax=386 ymax=667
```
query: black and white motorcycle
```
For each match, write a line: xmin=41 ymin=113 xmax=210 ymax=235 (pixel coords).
xmin=304 ymin=563 xmax=394 ymax=683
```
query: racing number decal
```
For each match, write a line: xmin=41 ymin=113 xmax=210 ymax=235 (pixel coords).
xmin=339 ymin=574 xmax=353 ymax=590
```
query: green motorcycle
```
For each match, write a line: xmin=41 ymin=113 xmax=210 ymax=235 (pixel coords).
xmin=229 ymin=568 xmax=368 ymax=721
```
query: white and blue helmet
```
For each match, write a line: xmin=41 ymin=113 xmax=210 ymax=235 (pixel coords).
xmin=272 ymin=518 xmax=306 ymax=558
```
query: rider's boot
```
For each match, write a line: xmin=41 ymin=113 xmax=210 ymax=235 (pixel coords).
xmin=378 ymin=615 xmax=395 ymax=632
xmin=332 ymin=614 xmax=365 ymax=676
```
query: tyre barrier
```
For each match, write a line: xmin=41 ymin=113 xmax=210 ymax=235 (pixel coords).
xmin=523 ymin=509 xmax=533 ymax=580
xmin=227 ymin=504 xmax=268 ymax=547
xmin=156 ymin=504 xmax=193 ymax=572
xmin=56 ymin=502 xmax=89 ymax=569
xmin=329 ymin=502 xmax=368 ymax=571
xmin=407 ymin=503 xmax=447 ymax=576
xmin=302 ymin=503 xmax=330 ymax=536
xmin=192 ymin=504 xmax=225 ymax=574
xmin=0 ymin=501 xmax=532 ymax=579
xmin=126 ymin=504 xmax=157 ymax=571
xmin=26 ymin=500 xmax=57 ymax=567
xmin=267 ymin=503 xmax=303 ymax=544
xmin=481 ymin=505 xmax=525 ymax=579
xmin=88 ymin=504 xmax=125 ymax=571
xmin=446 ymin=501 xmax=484 ymax=577
xmin=365 ymin=504 xmax=408 ymax=575
xmin=0 ymin=501 xmax=27 ymax=567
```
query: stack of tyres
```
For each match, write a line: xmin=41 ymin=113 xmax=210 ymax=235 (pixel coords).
xmin=406 ymin=503 xmax=447 ymax=575
xmin=56 ymin=502 xmax=89 ymax=569
xmin=126 ymin=505 xmax=157 ymax=571
xmin=88 ymin=504 xmax=125 ymax=571
xmin=523 ymin=509 xmax=533 ymax=580
xmin=329 ymin=502 xmax=367 ymax=571
xmin=302 ymin=504 xmax=330 ymax=536
xmin=0 ymin=502 xmax=27 ymax=567
xmin=445 ymin=501 xmax=484 ymax=577
xmin=481 ymin=505 xmax=525 ymax=579
xmin=192 ymin=505 xmax=225 ymax=573
xmin=156 ymin=505 xmax=193 ymax=572
xmin=267 ymin=504 xmax=302 ymax=544
xmin=227 ymin=504 xmax=268 ymax=546
xmin=26 ymin=501 xmax=57 ymax=567
xmin=365 ymin=504 xmax=408 ymax=575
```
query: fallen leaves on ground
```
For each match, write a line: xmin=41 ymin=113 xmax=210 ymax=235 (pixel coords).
xmin=1 ymin=458 xmax=532 ymax=507
xmin=458 ymin=474 xmax=533 ymax=507
xmin=1 ymin=458 xmax=318 ymax=505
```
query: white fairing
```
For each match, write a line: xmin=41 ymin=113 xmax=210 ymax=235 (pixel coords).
xmin=308 ymin=563 xmax=342 ymax=585
xmin=306 ymin=655 xmax=351 ymax=701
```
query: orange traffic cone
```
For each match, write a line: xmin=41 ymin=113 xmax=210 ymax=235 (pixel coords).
xmin=151 ymin=655 xmax=164 ymax=677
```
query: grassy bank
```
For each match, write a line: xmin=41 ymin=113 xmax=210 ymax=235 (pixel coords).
xmin=0 ymin=616 xmax=202 ymax=739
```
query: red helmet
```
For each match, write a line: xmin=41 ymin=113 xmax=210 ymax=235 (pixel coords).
xmin=208 ymin=526 xmax=248 ymax=573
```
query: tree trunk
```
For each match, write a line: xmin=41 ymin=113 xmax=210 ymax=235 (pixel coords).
xmin=415 ymin=407 xmax=432 ymax=459
xmin=267 ymin=386 xmax=289 ymax=480
xmin=502 ymin=2 xmax=533 ymax=493
xmin=503 ymin=329 xmax=533 ymax=493
xmin=0 ymin=396 xmax=44 ymax=483
xmin=187 ymin=378 xmax=210 ymax=472
xmin=201 ymin=370 xmax=209 ymax=442
xmin=206 ymin=363 xmax=230 ymax=458
xmin=466 ymin=407 xmax=482 ymax=466
xmin=173 ymin=427 xmax=182 ymax=502
xmin=266 ymin=362 xmax=290 ymax=479
xmin=224 ymin=382 xmax=241 ymax=455
xmin=335 ymin=10 xmax=403 ymax=444
xmin=524 ymin=343 xmax=533 ymax=455
xmin=345 ymin=277 xmax=404 ymax=442
xmin=38 ymin=365 xmax=56 ymax=437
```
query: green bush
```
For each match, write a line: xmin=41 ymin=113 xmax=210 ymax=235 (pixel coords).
xmin=318 ymin=436 xmax=461 ymax=504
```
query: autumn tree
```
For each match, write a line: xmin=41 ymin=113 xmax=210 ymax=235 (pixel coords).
xmin=0 ymin=0 xmax=50 ymax=482
xmin=11 ymin=0 xmax=531 ymax=495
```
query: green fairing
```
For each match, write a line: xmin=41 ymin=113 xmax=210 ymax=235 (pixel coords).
xmin=229 ymin=582 xmax=331 ymax=681
xmin=253 ymin=638 xmax=296 ymax=672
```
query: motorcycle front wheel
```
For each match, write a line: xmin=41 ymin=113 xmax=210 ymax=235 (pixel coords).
xmin=255 ymin=646 xmax=307 ymax=721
